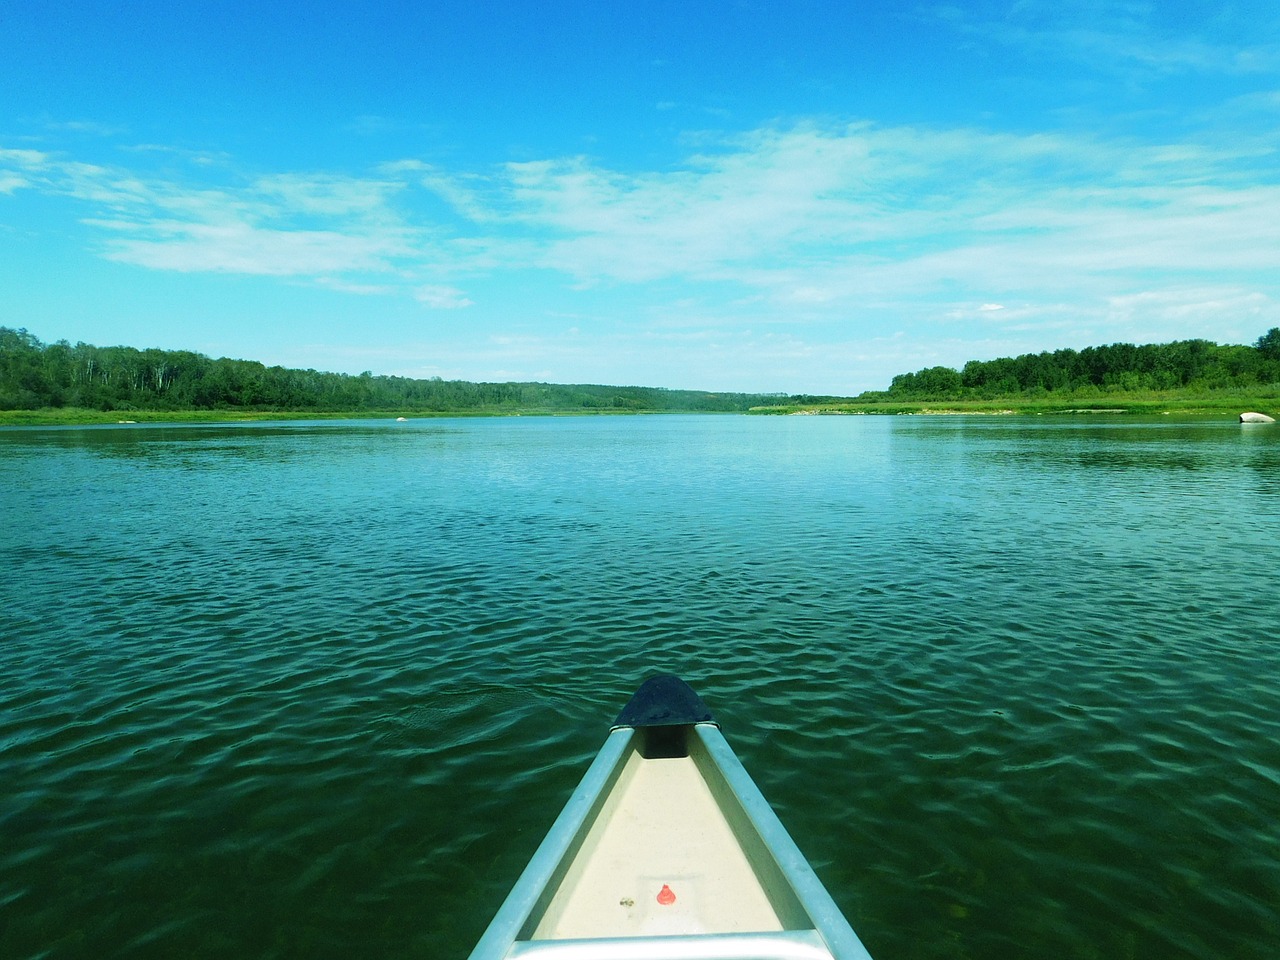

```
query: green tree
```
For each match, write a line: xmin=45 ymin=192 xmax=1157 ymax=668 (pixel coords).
xmin=1256 ymin=328 xmax=1280 ymax=361
xmin=0 ymin=327 xmax=49 ymax=408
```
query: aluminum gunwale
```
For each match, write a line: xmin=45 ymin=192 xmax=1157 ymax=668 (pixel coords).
xmin=467 ymin=727 xmax=636 ymax=960
xmin=691 ymin=725 xmax=875 ymax=960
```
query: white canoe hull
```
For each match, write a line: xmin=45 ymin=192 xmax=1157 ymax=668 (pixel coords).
xmin=468 ymin=678 xmax=875 ymax=960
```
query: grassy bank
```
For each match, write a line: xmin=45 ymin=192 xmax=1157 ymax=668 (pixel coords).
xmin=0 ymin=408 xmax=412 ymax=426
xmin=751 ymin=389 xmax=1280 ymax=418
xmin=5 ymin=388 xmax=1279 ymax=426
xmin=0 ymin=406 xmax=728 ymax=426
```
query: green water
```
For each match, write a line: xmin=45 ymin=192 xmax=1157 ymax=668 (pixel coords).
xmin=2 ymin=415 xmax=1278 ymax=959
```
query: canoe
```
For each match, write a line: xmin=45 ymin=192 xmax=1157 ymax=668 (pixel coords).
xmin=467 ymin=675 xmax=876 ymax=960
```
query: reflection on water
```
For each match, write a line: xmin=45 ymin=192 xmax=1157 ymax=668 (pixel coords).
xmin=1 ymin=420 xmax=462 ymax=466
xmin=2 ymin=415 xmax=1278 ymax=960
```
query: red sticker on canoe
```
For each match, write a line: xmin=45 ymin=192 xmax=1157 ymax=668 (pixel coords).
xmin=657 ymin=884 xmax=676 ymax=906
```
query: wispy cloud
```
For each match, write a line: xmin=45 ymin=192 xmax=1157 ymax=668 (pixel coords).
xmin=120 ymin=143 xmax=234 ymax=168
xmin=495 ymin=125 xmax=882 ymax=283
xmin=87 ymin=217 xmax=419 ymax=276
xmin=932 ymin=1 xmax=1280 ymax=78
xmin=252 ymin=172 xmax=405 ymax=220
xmin=0 ymin=147 xmax=51 ymax=166
xmin=3 ymin=116 xmax=1278 ymax=367
xmin=42 ymin=119 xmax=129 ymax=137
xmin=0 ymin=148 xmax=429 ymax=279
xmin=0 ymin=148 xmax=48 ymax=193
xmin=464 ymin=123 xmax=1280 ymax=326
xmin=414 ymin=284 xmax=474 ymax=309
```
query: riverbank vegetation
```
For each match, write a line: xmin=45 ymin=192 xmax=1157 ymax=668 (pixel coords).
xmin=751 ymin=391 xmax=1280 ymax=417
xmin=0 ymin=327 xmax=784 ymax=421
xmin=3 ymin=326 xmax=1278 ymax=423
xmin=885 ymin=334 xmax=1280 ymax=398
xmin=754 ymin=331 xmax=1280 ymax=416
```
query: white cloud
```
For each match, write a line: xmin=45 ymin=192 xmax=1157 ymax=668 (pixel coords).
xmin=933 ymin=1 xmax=1280 ymax=78
xmin=0 ymin=148 xmax=49 ymax=193
xmin=43 ymin=119 xmax=128 ymax=137
xmin=15 ymin=123 xmax=1278 ymax=303
xmin=472 ymin=124 xmax=1280 ymax=339
xmin=252 ymin=173 xmax=404 ymax=219
xmin=315 ymin=277 xmax=397 ymax=296
xmin=1105 ymin=287 xmax=1275 ymax=332
xmin=0 ymin=148 xmax=51 ymax=167
xmin=414 ymin=285 xmax=474 ymax=309
xmin=86 ymin=217 xmax=418 ymax=275
xmin=4 ymin=117 xmax=1279 ymax=386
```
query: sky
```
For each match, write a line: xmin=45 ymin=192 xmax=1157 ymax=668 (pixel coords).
xmin=2 ymin=0 xmax=1280 ymax=394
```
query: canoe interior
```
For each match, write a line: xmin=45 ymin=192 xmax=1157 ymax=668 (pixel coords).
xmin=467 ymin=691 xmax=874 ymax=960
xmin=528 ymin=723 xmax=809 ymax=941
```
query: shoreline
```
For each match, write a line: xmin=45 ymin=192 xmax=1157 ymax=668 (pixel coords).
xmin=0 ymin=407 xmax=742 ymax=427
xmin=2 ymin=398 xmax=1276 ymax=426
xmin=751 ymin=396 xmax=1279 ymax=418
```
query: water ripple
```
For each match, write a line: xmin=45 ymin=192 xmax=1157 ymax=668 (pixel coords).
xmin=2 ymin=416 xmax=1279 ymax=959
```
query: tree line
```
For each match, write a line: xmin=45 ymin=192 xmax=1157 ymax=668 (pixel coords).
xmin=875 ymin=331 xmax=1280 ymax=401
xmin=0 ymin=327 xmax=786 ymax=413
xmin=9 ymin=325 xmax=1278 ymax=414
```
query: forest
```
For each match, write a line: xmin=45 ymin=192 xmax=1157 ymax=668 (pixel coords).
xmin=872 ymin=330 xmax=1280 ymax=401
xmin=0 ymin=327 xmax=785 ymax=414
xmin=5 ymin=326 xmax=1280 ymax=416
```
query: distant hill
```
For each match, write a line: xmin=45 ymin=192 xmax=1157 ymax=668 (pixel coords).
xmin=0 ymin=327 xmax=800 ymax=414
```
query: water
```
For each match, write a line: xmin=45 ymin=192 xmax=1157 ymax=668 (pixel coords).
xmin=1 ymin=414 xmax=1278 ymax=959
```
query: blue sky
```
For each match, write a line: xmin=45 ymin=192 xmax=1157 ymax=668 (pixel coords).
xmin=3 ymin=1 xmax=1279 ymax=393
